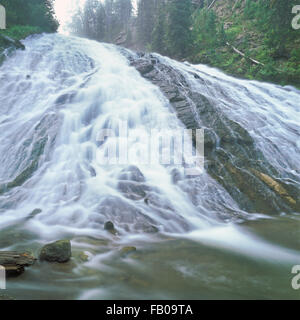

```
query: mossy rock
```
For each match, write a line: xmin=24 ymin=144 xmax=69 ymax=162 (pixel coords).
xmin=39 ymin=240 xmax=71 ymax=263
xmin=73 ymin=251 xmax=89 ymax=262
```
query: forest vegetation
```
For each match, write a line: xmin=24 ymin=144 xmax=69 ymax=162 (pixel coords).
xmin=0 ymin=0 xmax=300 ymax=86
xmin=69 ymin=0 xmax=300 ymax=87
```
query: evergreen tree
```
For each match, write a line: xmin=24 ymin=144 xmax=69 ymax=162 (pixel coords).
xmin=167 ymin=0 xmax=192 ymax=58
xmin=95 ymin=3 xmax=107 ymax=41
xmin=193 ymin=7 xmax=218 ymax=51
xmin=83 ymin=0 xmax=98 ymax=39
xmin=267 ymin=0 xmax=297 ymax=54
xmin=115 ymin=0 xmax=132 ymax=31
xmin=137 ymin=0 xmax=157 ymax=46
xmin=151 ymin=2 xmax=167 ymax=54
xmin=69 ymin=0 xmax=133 ymax=43
xmin=1 ymin=0 xmax=58 ymax=32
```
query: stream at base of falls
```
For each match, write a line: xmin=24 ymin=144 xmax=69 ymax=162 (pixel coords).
xmin=0 ymin=34 xmax=299 ymax=300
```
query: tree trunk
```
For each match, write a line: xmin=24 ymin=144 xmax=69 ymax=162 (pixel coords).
xmin=226 ymin=42 xmax=265 ymax=66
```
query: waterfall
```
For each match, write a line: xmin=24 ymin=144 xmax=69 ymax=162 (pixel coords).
xmin=0 ymin=33 xmax=299 ymax=299
xmin=0 ymin=34 xmax=215 ymax=239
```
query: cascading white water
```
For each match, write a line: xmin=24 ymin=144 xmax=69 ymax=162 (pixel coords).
xmin=0 ymin=34 xmax=300 ymax=300
xmin=0 ymin=33 xmax=222 ymax=240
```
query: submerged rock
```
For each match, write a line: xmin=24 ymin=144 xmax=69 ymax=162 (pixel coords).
xmin=27 ymin=208 xmax=42 ymax=220
xmin=118 ymin=165 xmax=145 ymax=183
xmin=120 ymin=246 xmax=137 ymax=257
xmin=141 ymin=224 xmax=159 ymax=234
xmin=39 ymin=240 xmax=71 ymax=263
xmin=171 ymin=168 xmax=183 ymax=184
xmin=104 ymin=221 xmax=114 ymax=231
xmin=96 ymin=196 xmax=168 ymax=233
xmin=104 ymin=221 xmax=117 ymax=235
xmin=72 ymin=251 xmax=89 ymax=262
xmin=117 ymin=181 xmax=147 ymax=200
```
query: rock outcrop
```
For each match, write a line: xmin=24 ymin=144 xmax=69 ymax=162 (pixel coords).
xmin=130 ymin=54 xmax=300 ymax=215
xmin=0 ymin=34 xmax=25 ymax=65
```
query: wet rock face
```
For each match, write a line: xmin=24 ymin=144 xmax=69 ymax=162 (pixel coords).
xmin=117 ymin=181 xmax=148 ymax=201
xmin=96 ymin=196 xmax=156 ymax=232
xmin=130 ymin=54 xmax=300 ymax=215
xmin=118 ymin=165 xmax=145 ymax=183
xmin=0 ymin=35 xmax=25 ymax=66
xmin=39 ymin=240 xmax=71 ymax=263
xmin=0 ymin=35 xmax=25 ymax=53
xmin=116 ymin=165 xmax=150 ymax=200
xmin=94 ymin=191 xmax=191 ymax=234
xmin=0 ymin=35 xmax=25 ymax=50
xmin=0 ymin=112 xmax=62 ymax=210
xmin=131 ymin=59 xmax=154 ymax=75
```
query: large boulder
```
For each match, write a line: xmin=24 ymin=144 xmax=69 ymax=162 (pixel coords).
xmin=39 ymin=240 xmax=71 ymax=263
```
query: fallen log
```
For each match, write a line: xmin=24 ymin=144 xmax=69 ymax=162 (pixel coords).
xmin=208 ymin=0 xmax=218 ymax=10
xmin=0 ymin=251 xmax=36 ymax=276
xmin=226 ymin=42 xmax=265 ymax=66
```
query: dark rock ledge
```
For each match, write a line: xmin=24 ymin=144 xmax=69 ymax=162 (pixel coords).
xmin=130 ymin=53 xmax=300 ymax=215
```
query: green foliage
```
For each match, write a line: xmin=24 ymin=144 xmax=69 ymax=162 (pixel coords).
xmin=193 ymin=8 xmax=218 ymax=50
xmin=137 ymin=0 xmax=158 ymax=46
xmin=167 ymin=0 xmax=192 ymax=58
xmin=189 ymin=0 xmax=300 ymax=87
xmin=1 ymin=0 xmax=58 ymax=32
xmin=244 ymin=0 xmax=257 ymax=19
xmin=69 ymin=0 xmax=300 ymax=87
xmin=151 ymin=3 xmax=167 ymax=54
xmin=192 ymin=6 xmax=230 ymax=58
xmin=0 ymin=25 xmax=43 ymax=40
